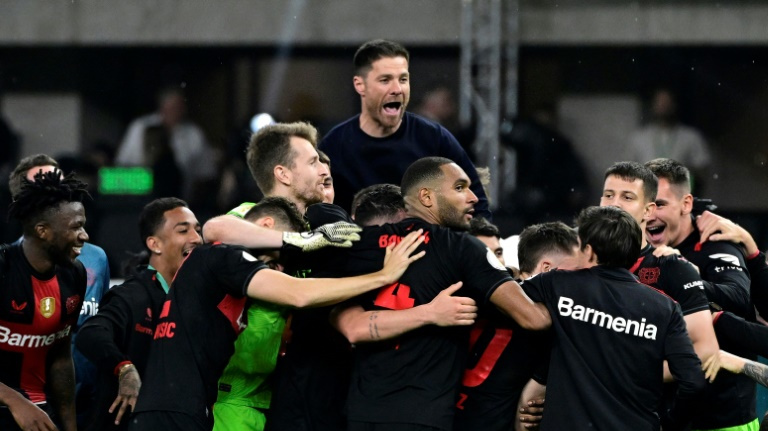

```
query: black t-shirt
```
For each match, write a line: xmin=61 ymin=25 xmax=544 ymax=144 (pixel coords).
xmin=521 ymin=266 xmax=704 ymax=431
xmin=453 ymin=305 xmax=551 ymax=431
xmin=675 ymin=228 xmax=757 ymax=429
xmin=0 ymin=242 xmax=86 ymax=404
xmin=629 ymin=244 xmax=710 ymax=316
xmin=337 ymin=218 xmax=513 ymax=430
xmin=133 ymin=244 xmax=266 ymax=425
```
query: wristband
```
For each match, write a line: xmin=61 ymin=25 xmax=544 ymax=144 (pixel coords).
xmin=115 ymin=361 xmax=134 ymax=378
xmin=747 ymin=250 xmax=761 ymax=261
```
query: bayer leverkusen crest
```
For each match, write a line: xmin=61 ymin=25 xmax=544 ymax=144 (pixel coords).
xmin=40 ymin=297 xmax=55 ymax=318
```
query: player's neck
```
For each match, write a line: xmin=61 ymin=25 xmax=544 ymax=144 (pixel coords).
xmin=150 ymin=257 xmax=175 ymax=286
xmin=673 ymin=217 xmax=695 ymax=248
xmin=266 ymin=190 xmax=307 ymax=214
xmin=21 ymin=238 xmax=55 ymax=274
xmin=358 ymin=112 xmax=401 ymax=138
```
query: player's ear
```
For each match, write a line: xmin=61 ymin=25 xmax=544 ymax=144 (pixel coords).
xmin=417 ymin=187 xmax=433 ymax=207
xmin=681 ymin=193 xmax=694 ymax=215
xmin=255 ymin=216 xmax=275 ymax=230
xmin=643 ymin=201 xmax=656 ymax=221
xmin=274 ymin=165 xmax=291 ymax=187
xmin=353 ymin=76 xmax=366 ymax=96
xmin=34 ymin=222 xmax=49 ymax=241
xmin=146 ymin=236 xmax=161 ymax=255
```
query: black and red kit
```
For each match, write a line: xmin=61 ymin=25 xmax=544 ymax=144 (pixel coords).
xmin=129 ymin=244 xmax=267 ymax=431
xmin=75 ymin=266 xmax=167 ymax=431
xmin=0 ymin=242 xmax=86 ymax=404
xmin=521 ymin=266 xmax=706 ymax=431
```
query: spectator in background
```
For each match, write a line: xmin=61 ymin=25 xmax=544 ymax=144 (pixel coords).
xmin=318 ymin=150 xmax=335 ymax=204
xmin=115 ymin=87 xmax=218 ymax=205
xmin=319 ymin=39 xmax=491 ymax=219
xmin=498 ymin=104 xmax=589 ymax=227
xmin=413 ymin=86 xmax=457 ymax=130
xmin=628 ymin=88 xmax=711 ymax=193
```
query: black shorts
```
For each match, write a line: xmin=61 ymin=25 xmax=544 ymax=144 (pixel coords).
xmin=348 ymin=421 xmax=443 ymax=431
xmin=128 ymin=411 xmax=210 ymax=431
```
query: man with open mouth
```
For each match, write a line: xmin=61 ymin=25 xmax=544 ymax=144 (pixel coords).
xmin=319 ymin=39 xmax=490 ymax=221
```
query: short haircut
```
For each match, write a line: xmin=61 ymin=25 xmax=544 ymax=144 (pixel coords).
xmin=139 ymin=197 xmax=189 ymax=251
xmin=317 ymin=149 xmax=331 ymax=168
xmin=644 ymin=158 xmax=691 ymax=195
xmin=243 ymin=196 xmax=307 ymax=232
xmin=9 ymin=154 xmax=59 ymax=199
xmin=400 ymin=156 xmax=453 ymax=197
xmin=518 ymin=222 xmax=579 ymax=275
xmin=354 ymin=39 xmax=410 ymax=77
xmin=9 ymin=170 xmax=90 ymax=235
xmin=468 ymin=217 xmax=500 ymax=239
xmin=246 ymin=122 xmax=319 ymax=194
xmin=351 ymin=184 xmax=405 ymax=226
xmin=604 ymin=161 xmax=658 ymax=203
xmin=575 ymin=206 xmax=642 ymax=269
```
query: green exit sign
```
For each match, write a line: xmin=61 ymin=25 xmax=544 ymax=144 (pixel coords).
xmin=99 ymin=167 xmax=153 ymax=195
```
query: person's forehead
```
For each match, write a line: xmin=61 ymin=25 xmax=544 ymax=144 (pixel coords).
xmin=370 ymin=56 xmax=409 ymax=72
xmin=476 ymin=234 xmax=500 ymax=249
xmin=162 ymin=206 xmax=198 ymax=228
xmin=439 ymin=163 xmax=469 ymax=183
xmin=289 ymin=136 xmax=316 ymax=156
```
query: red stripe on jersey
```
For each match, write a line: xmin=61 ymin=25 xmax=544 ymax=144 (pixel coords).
xmin=636 ymin=281 xmax=677 ymax=303
xmin=217 ymin=294 xmax=247 ymax=334
xmin=628 ymin=256 xmax=645 ymax=274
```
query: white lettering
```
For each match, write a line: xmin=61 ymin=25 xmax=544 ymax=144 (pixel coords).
xmin=683 ymin=281 xmax=704 ymax=290
xmin=556 ymin=296 xmax=657 ymax=340
xmin=0 ymin=324 xmax=71 ymax=348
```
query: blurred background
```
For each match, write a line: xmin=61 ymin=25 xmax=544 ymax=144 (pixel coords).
xmin=2 ymin=0 xmax=768 ymax=275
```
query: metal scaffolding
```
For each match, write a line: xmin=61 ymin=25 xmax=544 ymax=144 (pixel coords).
xmin=460 ymin=0 xmax=519 ymax=210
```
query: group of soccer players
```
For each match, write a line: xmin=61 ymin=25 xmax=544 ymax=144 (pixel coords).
xmin=4 ymin=38 xmax=768 ymax=431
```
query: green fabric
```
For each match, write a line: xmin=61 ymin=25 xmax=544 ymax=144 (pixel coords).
xmin=215 ymin=301 xmax=287 ymax=409
xmin=213 ymin=400 xmax=267 ymax=431
xmin=227 ymin=202 xmax=256 ymax=218
xmin=694 ymin=417 xmax=760 ymax=431
xmin=148 ymin=264 xmax=170 ymax=293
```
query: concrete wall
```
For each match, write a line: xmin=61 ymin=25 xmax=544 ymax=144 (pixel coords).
xmin=3 ymin=1 xmax=768 ymax=46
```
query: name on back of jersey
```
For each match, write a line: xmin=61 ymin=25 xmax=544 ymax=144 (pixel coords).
xmin=558 ymin=296 xmax=658 ymax=340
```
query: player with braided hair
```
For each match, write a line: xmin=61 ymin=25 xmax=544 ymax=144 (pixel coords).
xmin=0 ymin=169 xmax=90 ymax=431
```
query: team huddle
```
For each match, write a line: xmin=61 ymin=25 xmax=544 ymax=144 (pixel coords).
xmin=2 ymin=39 xmax=768 ymax=431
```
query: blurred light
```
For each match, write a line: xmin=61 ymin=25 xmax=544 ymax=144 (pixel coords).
xmin=250 ymin=113 xmax=275 ymax=133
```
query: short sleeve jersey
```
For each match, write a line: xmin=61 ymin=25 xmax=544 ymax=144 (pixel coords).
xmin=319 ymin=112 xmax=491 ymax=219
xmin=337 ymin=218 xmax=513 ymax=430
xmin=521 ymin=267 xmax=702 ymax=431
xmin=629 ymin=244 xmax=710 ymax=316
xmin=134 ymin=244 xmax=267 ymax=423
xmin=0 ymin=243 xmax=86 ymax=403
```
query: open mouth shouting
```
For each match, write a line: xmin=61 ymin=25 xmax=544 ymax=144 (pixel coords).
xmin=382 ymin=101 xmax=403 ymax=118
xmin=645 ymin=223 xmax=666 ymax=245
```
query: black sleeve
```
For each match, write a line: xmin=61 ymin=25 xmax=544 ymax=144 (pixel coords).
xmin=204 ymin=244 xmax=269 ymax=297
xmin=75 ymin=289 xmax=133 ymax=374
xmin=664 ymin=303 xmax=708 ymax=430
xmin=659 ymin=256 xmax=710 ymax=315
xmin=713 ymin=311 xmax=768 ymax=358
xmin=746 ymin=251 xmax=768 ymax=318
xmin=519 ymin=274 xmax=547 ymax=304
xmin=458 ymin=234 xmax=514 ymax=303
xmin=698 ymin=243 xmax=752 ymax=318
xmin=305 ymin=203 xmax=353 ymax=228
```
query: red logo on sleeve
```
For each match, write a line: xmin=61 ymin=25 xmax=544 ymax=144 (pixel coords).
xmin=11 ymin=300 xmax=27 ymax=311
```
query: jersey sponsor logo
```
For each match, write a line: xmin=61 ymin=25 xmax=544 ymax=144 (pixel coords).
xmin=683 ymin=280 xmax=704 ymax=290
xmin=39 ymin=297 xmax=55 ymax=318
xmin=69 ymin=295 xmax=84 ymax=315
xmin=557 ymin=296 xmax=658 ymax=340
xmin=11 ymin=300 xmax=27 ymax=311
xmin=241 ymin=251 xmax=257 ymax=262
xmin=153 ymin=321 xmax=176 ymax=339
xmin=378 ymin=232 xmax=430 ymax=248
xmin=134 ymin=323 xmax=153 ymax=335
xmin=709 ymin=253 xmax=740 ymax=266
xmin=0 ymin=323 xmax=71 ymax=348
xmin=638 ymin=267 xmax=660 ymax=285
xmin=485 ymin=248 xmax=507 ymax=272
xmin=374 ymin=282 xmax=415 ymax=310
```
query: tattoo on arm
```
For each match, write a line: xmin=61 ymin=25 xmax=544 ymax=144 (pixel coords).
xmin=368 ymin=312 xmax=380 ymax=340
xmin=743 ymin=361 xmax=768 ymax=388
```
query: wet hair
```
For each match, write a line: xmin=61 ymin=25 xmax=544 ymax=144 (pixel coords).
xmin=354 ymin=39 xmax=410 ymax=77
xmin=9 ymin=154 xmax=59 ymax=199
xmin=246 ymin=122 xmax=319 ymax=194
xmin=9 ymin=169 xmax=90 ymax=235
xmin=400 ymin=157 xmax=453 ymax=197
xmin=518 ymin=222 xmax=579 ymax=275
xmin=468 ymin=217 xmax=500 ymax=239
xmin=244 ymin=196 xmax=307 ymax=232
xmin=351 ymin=184 xmax=405 ymax=226
xmin=138 ymin=197 xmax=189 ymax=251
xmin=604 ymin=161 xmax=658 ymax=203
xmin=644 ymin=158 xmax=691 ymax=196
xmin=575 ymin=206 xmax=642 ymax=269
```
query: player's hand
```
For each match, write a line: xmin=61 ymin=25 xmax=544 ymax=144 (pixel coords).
xmin=110 ymin=365 xmax=141 ymax=425
xmin=426 ymin=282 xmax=477 ymax=327
xmin=518 ymin=397 xmax=545 ymax=429
xmin=697 ymin=211 xmax=759 ymax=255
xmin=7 ymin=395 xmax=57 ymax=430
xmin=379 ymin=229 xmax=426 ymax=284
xmin=652 ymin=245 xmax=680 ymax=258
xmin=702 ymin=350 xmax=725 ymax=383
xmin=282 ymin=221 xmax=362 ymax=252
xmin=705 ymin=350 xmax=745 ymax=383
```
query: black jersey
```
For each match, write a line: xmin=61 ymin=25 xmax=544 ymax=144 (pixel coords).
xmin=675 ymin=228 xmax=757 ymax=429
xmin=746 ymin=251 xmax=768 ymax=318
xmin=336 ymin=218 xmax=513 ymax=430
xmin=629 ymin=244 xmax=710 ymax=316
xmin=453 ymin=306 xmax=551 ymax=431
xmin=521 ymin=267 xmax=705 ymax=431
xmin=0 ymin=242 xmax=86 ymax=404
xmin=132 ymin=244 xmax=267 ymax=429
xmin=75 ymin=267 xmax=167 ymax=431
